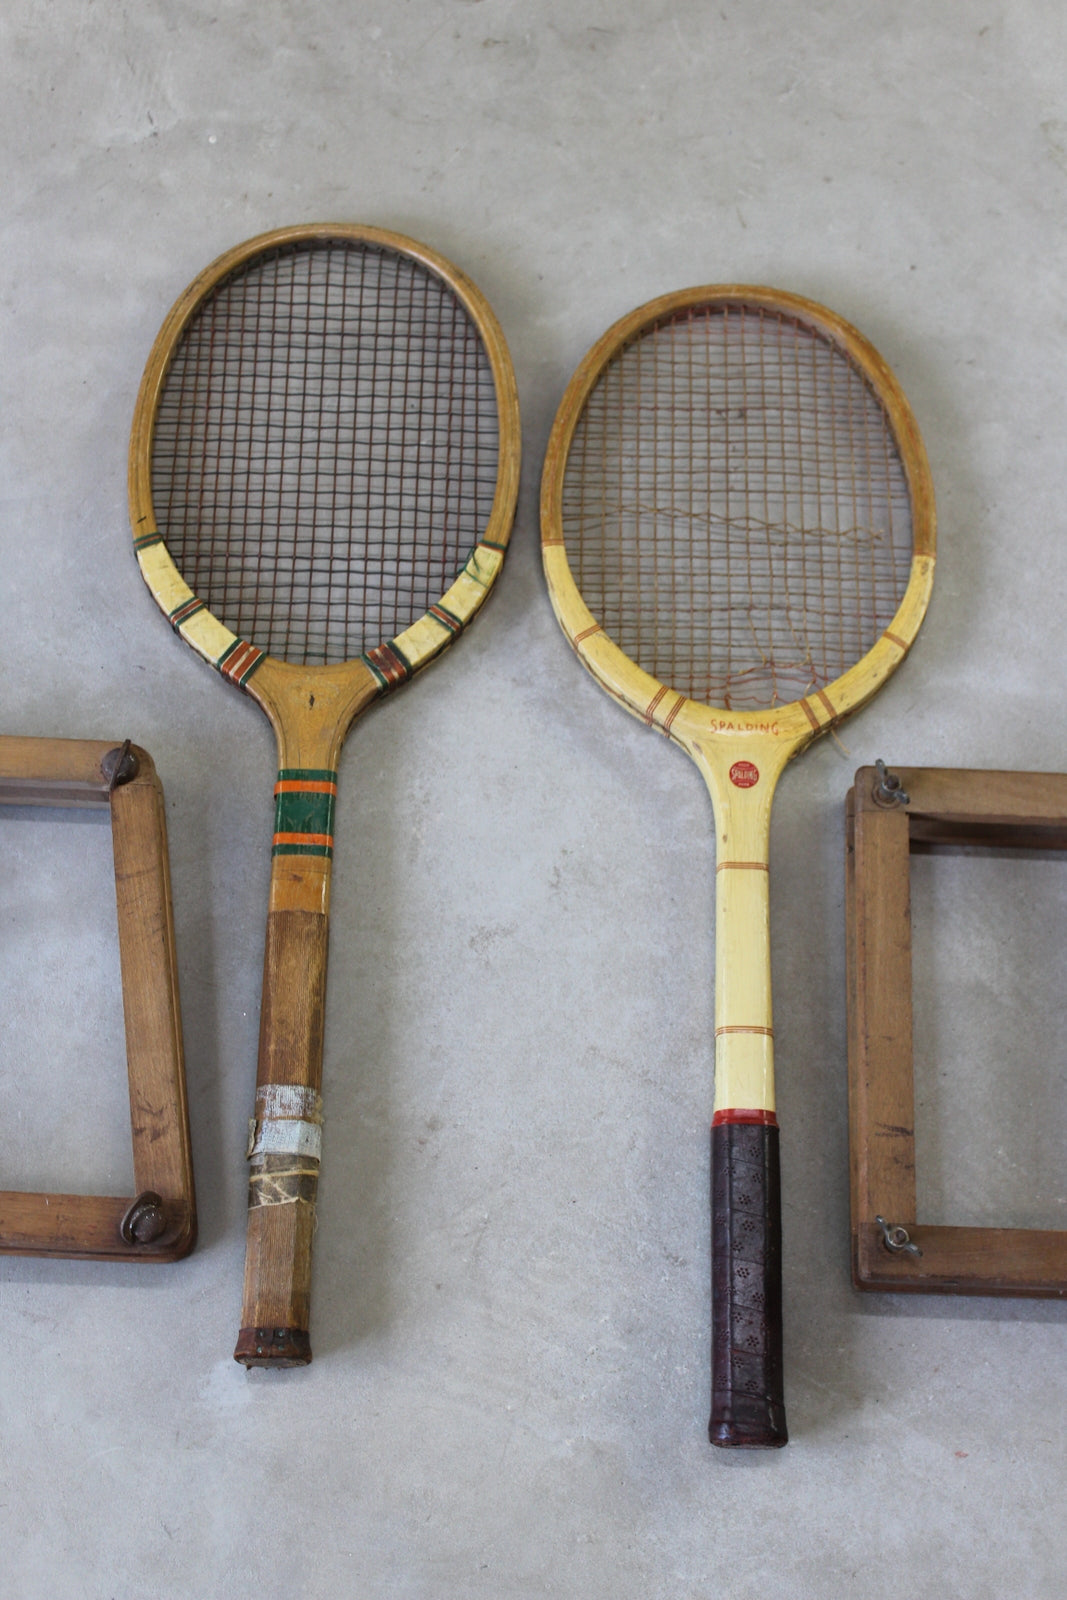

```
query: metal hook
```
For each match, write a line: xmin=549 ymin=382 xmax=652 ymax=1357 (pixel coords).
xmin=875 ymin=1215 xmax=922 ymax=1258
xmin=872 ymin=758 xmax=910 ymax=808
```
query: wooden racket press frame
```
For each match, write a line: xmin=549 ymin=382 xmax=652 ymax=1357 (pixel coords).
xmin=847 ymin=763 xmax=1067 ymax=1296
xmin=0 ymin=736 xmax=195 ymax=1261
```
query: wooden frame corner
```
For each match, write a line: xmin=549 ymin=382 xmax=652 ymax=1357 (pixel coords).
xmin=847 ymin=764 xmax=1067 ymax=1296
xmin=0 ymin=736 xmax=196 ymax=1261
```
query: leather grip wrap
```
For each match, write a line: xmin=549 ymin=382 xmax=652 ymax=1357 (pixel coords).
xmin=709 ymin=1120 xmax=788 ymax=1447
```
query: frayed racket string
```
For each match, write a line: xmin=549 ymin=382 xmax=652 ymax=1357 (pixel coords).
xmin=561 ymin=304 xmax=913 ymax=712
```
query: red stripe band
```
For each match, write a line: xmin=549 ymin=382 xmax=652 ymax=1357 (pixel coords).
xmin=274 ymin=780 xmax=337 ymax=797
xmin=644 ymin=685 xmax=668 ymax=726
xmin=799 ymin=697 xmax=821 ymax=732
xmin=429 ymin=604 xmax=463 ymax=635
xmin=662 ymin=694 xmax=685 ymax=733
xmin=712 ymin=1109 xmax=779 ymax=1128
xmin=217 ymin=639 xmax=265 ymax=685
xmin=364 ymin=642 xmax=412 ymax=689
xmin=170 ymin=597 xmax=205 ymax=627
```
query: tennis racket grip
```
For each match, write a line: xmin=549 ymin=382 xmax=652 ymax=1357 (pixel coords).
xmin=234 ymin=904 xmax=329 ymax=1367
xmin=709 ymin=1117 xmax=787 ymax=1447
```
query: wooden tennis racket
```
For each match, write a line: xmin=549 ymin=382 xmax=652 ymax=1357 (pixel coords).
xmin=541 ymin=287 xmax=935 ymax=1446
xmin=129 ymin=225 xmax=520 ymax=1366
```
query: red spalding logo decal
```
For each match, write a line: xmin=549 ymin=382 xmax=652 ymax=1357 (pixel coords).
xmin=729 ymin=760 xmax=760 ymax=788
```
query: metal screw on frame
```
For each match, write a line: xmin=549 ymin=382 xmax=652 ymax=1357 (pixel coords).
xmin=121 ymin=1191 xmax=166 ymax=1245
xmin=872 ymin=758 xmax=910 ymax=808
xmin=101 ymin=739 xmax=140 ymax=792
xmin=875 ymin=1215 xmax=923 ymax=1258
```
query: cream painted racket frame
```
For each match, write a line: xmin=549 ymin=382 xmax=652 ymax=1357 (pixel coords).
xmin=541 ymin=285 xmax=936 ymax=1444
xmin=543 ymin=286 xmax=934 ymax=1119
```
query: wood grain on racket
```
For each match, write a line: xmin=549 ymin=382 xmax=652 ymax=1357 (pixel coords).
xmin=541 ymin=286 xmax=934 ymax=1445
xmin=129 ymin=225 xmax=520 ymax=1366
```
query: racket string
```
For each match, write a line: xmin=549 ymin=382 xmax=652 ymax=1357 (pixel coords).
xmin=562 ymin=305 xmax=914 ymax=710
xmin=151 ymin=239 xmax=500 ymax=665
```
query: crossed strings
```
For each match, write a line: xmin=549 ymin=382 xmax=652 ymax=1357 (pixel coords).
xmin=561 ymin=305 xmax=914 ymax=711
xmin=151 ymin=239 xmax=500 ymax=665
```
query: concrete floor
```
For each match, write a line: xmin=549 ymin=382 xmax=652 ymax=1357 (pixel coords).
xmin=2 ymin=3 xmax=1065 ymax=1595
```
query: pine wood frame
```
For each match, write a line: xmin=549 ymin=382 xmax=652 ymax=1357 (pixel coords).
xmin=847 ymin=763 xmax=1067 ymax=1296
xmin=0 ymin=737 xmax=195 ymax=1262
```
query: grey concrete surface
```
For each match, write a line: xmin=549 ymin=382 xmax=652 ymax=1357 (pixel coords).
xmin=1 ymin=3 xmax=1065 ymax=1596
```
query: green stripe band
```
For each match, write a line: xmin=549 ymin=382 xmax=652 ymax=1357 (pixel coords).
xmin=429 ymin=603 xmax=463 ymax=634
xmin=169 ymin=598 xmax=206 ymax=627
xmin=363 ymin=641 xmax=413 ymax=690
xmin=274 ymin=787 xmax=335 ymax=839
xmin=216 ymin=639 xmax=265 ymax=685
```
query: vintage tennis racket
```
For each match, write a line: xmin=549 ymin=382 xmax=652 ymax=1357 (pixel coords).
xmin=541 ymin=287 xmax=935 ymax=1446
xmin=129 ymin=225 xmax=520 ymax=1366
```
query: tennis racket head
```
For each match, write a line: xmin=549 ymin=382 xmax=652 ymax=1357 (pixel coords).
xmin=541 ymin=285 xmax=935 ymax=754
xmin=129 ymin=224 xmax=520 ymax=698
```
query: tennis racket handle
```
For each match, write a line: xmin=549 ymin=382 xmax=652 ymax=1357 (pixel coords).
xmin=234 ymin=906 xmax=329 ymax=1368
xmin=709 ymin=1118 xmax=788 ymax=1447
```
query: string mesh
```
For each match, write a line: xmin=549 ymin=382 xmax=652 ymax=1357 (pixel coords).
xmin=561 ymin=304 xmax=914 ymax=710
xmin=150 ymin=238 xmax=500 ymax=665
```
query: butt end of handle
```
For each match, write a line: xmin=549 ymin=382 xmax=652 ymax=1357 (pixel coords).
xmin=234 ymin=1326 xmax=312 ymax=1368
xmin=709 ymin=1393 xmax=788 ymax=1448
xmin=236 ymin=1140 xmax=319 ymax=1369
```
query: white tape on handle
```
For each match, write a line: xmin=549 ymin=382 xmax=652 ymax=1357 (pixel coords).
xmin=246 ymin=1084 xmax=323 ymax=1164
